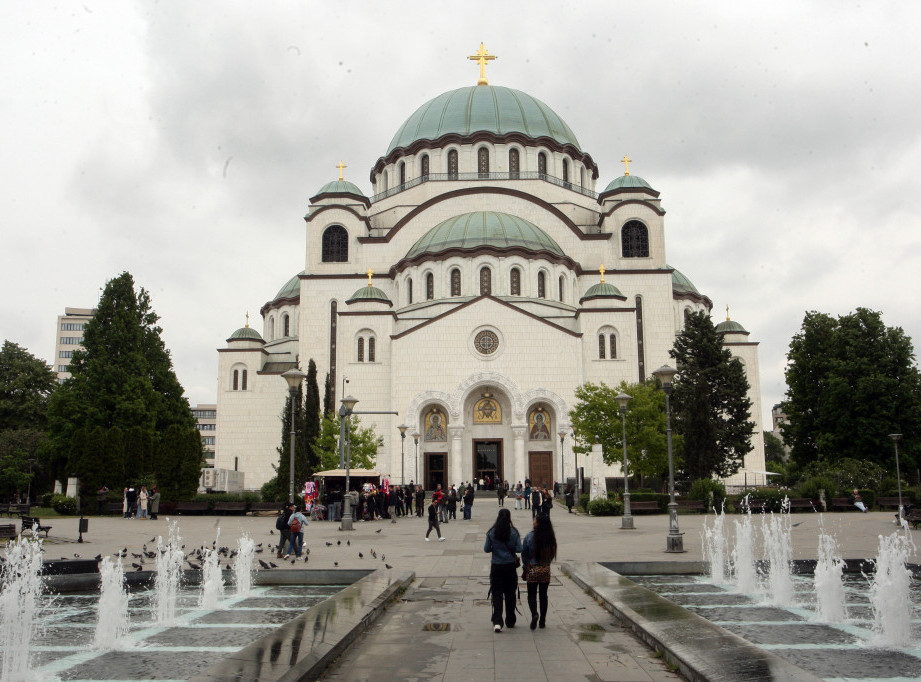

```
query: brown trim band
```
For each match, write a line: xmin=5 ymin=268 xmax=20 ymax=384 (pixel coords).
xmin=308 ymin=192 xmax=371 ymax=208
xmin=598 ymin=186 xmax=661 ymax=201
xmin=304 ymin=204 xmax=372 ymax=228
xmin=260 ymin=295 xmax=300 ymax=317
xmin=598 ymin=200 xmax=667 ymax=225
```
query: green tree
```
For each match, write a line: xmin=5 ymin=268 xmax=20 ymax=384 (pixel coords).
xmin=669 ymin=311 xmax=754 ymax=480
xmin=323 ymin=372 xmax=333 ymax=418
xmin=569 ymin=380 xmax=678 ymax=480
xmin=0 ymin=428 xmax=47 ymax=500
xmin=304 ymin=360 xmax=321 ymax=471
xmin=764 ymin=432 xmax=786 ymax=465
xmin=313 ymin=415 xmax=378 ymax=471
xmin=0 ymin=340 xmax=57 ymax=430
xmin=156 ymin=424 xmax=202 ymax=499
xmin=782 ymin=308 xmax=921 ymax=471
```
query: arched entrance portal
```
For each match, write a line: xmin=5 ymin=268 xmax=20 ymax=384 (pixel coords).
xmin=466 ymin=389 xmax=510 ymax=489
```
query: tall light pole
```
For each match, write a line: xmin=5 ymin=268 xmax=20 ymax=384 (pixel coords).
xmin=412 ymin=431 xmax=420 ymax=488
xmin=653 ymin=364 xmax=684 ymax=552
xmin=281 ymin=368 xmax=308 ymax=504
xmin=26 ymin=458 xmax=36 ymax=506
xmin=338 ymin=395 xmax=359 ymax=530
xmin=559 ymin=429 xmax=569 ymax=493
xmin=398 ymin=425 xmax=408 ymax=485
xmin=615 ymin=392 xmax=633 ymax=529
xmin=889 ymin=433 xmax=904 ymax=518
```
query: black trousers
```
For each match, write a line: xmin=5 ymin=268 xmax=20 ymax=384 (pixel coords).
xmin=277 ymin=529 xmax=290 ymax=556
xmin=490 ymin=563 xmax=518 ymax=627
xmin=527 ymin=581 xmax=549 ymax=623
xmin=426 ymin=518 xmax=441 ymax=538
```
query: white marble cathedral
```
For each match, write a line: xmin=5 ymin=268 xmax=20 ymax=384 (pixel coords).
xmin=215 ymin=45 xmax=766 ymax=492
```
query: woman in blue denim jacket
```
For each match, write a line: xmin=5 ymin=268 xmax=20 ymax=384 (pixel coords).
xmin=484 ymin=508 xmax=522 ymax=631
xmin=522 ymin=513 xmax=557 ymax=629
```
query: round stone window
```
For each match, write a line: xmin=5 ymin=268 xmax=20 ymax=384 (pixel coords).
xmin=474 ymin=330 xmax=500 ymax=355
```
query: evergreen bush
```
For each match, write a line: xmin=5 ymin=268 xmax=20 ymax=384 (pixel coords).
xmin=587 ymin=498 xmax=622 ymax=516
xmin=51 ymin=494 xmax=77 ymax=515
xmin=687 ymin=478 xmax=727 ymax=511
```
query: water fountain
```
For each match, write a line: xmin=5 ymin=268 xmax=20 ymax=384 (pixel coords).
xmin=93 ymin=556 xmax=130 ymax=649
xmin=154 ymin=521 xmax=184 ymax=625
xmin=233 ymin=533 xmax=255 ymax=597
xmin=198 ymin=540 xmax=224 ymax=611
xmin=701 ymin=502 xmax=728 ymax=584
xmin=870 ymin=530 xmax=915 ymax=647
xmin=813 ymin=527 xmax=846 ymax=623
xmin=1 ymin=537 xmax=43 ymax=681
xmin=761 ymin=503 xmax=794 ymax=606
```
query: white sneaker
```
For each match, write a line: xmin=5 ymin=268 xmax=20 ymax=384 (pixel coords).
xmin=439 ymin=537 xmax=446 ymax=542
xmin=494 ymin=624 xmax=502 ymax=632
xmin=425 ymin=537 xmax=430 ymax=542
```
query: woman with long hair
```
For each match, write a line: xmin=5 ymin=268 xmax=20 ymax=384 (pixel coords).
xmin=483 ymin=507 xmax=522 ymax=632
xmin=522 ymin=513 xmax=557 ymax=629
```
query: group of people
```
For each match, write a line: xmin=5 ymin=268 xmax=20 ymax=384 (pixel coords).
xmin=275 ymin=501 xmax=310 ymax=558
xmin=114 ymin=485 xmax=160 ymax=519
xmin=484 ymin=508 xmax=557 ymax=632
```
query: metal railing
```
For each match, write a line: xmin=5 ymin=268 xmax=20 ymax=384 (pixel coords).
xmin=370 ymin=171 xmax=599 ymax=203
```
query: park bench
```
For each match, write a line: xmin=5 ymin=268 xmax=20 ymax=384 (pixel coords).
xmin=213 ymin=501 xmax=246 ymax=515
xmin=677 ymin=499 xmax=706 ymax=513
xmin=5 ymin=504 xmax=30 ymax=517
xmin=175 ymin=501 xmax=209 ymax=515
xmin=877 ymin=497 xmax=904 ymax=510
xmin=905 ymin=508 xmax=921 ymax=529
xmin=629 ymin=501 xmax=662 ymax=513
xmin=106 ymin=502 xmax=124 ymax=514
xmin=21 ymin=516 xmax=52 ymax=537
xmin=830 ymin=498 xmax=854 ymax=512
xmin=788 ymin=498 xmax=819 ymax=512
xmin=737 ymin=498 xmax=767 ymax=513
xmin=249 ymin=502 xmax=280 ymax=515
xmin=0 ymin=523 xmax=17 ymax=539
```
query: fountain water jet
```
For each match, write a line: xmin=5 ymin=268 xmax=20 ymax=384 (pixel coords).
xmin=813 ymin=527 xmax=846 ymax=622
xmin=762 ymin=503 xmax=795 ymax=606
xmin=702 ymin=503 xmax=728 ymax=584
xmin=234 ymin=533 xmax=255 ymax=597
xmin=0 ymin=537 xmax=44 ymax=681
xmin=870 ymin=530 xmax=915 ymax=647
xmin=154 ymin=521 xmax=184 ymax=625
xmin=94 ymin=556 xmax=130 ymax=649
xmin=199 ymin=533 xmax=224 ymax=611
xmin=731 ymin=510 xmax=757 ymax=593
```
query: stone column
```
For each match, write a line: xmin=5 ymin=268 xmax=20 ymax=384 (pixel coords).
xmin=512 ymin=426 xmax=527 ymax=485
xmin=449 ymin=426 xmax=464 ymax=487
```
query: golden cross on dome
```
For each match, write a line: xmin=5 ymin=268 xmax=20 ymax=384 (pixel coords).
xmin=726 ymin=304 xmax=730 ymax=321
xmin=621 ymin=155 xmax=632 ymax=176
xmin=467 ymin=42 xmax=497 ymax=85
xmin=599 ymin=264 xmax=606 ymax=284
xmin=337 ymin=161 xmax=347 ymax=181
xmin=367 ymin=267 xmax=374 ymax=287
xmin=245 ymin=312 xmax=250 ymax=328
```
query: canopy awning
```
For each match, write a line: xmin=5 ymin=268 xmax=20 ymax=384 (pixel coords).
xmin=312 ymin=469 xmax=381 ymax=478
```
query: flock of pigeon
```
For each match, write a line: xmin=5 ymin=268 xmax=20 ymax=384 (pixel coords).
xmin=263 ymin=529 xmax=394 ymax=570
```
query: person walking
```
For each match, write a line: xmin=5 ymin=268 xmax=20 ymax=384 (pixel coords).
xmin=524 ymin=481 xmax=531 ymax=510
xmin=425 ymin=498 xmax=445 ymax=541
xmin=286 ymin=505 xmax=309 ymax=558
xmin=522 ymin=513 xmax=557 ymax=630
xmin=541 ymin=487 xmax=554 ymax=516
xmin=497 ymin=484 xmax=506 ymax=507
xmin=148 ymin=488 xmax=160 ymax=520
xmin=484 ymin=508 xmax=522 ymax=632
xmin=564 ymin=485 xmax=575 ymax=513
xmin=276 ymin=502 xmax=293 ymax=558
xmin=463 ymin=485 xmax=474 ymax=520
xmin=125 ymin=487 xmax=137 ymax=519
xmin=530 ymin=486 xmax=542 ymax=518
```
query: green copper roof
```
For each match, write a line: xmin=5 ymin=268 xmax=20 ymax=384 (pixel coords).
xmin=346 ymin=285 xmax=392 ymax=305
xmin=716 ymin=319 xmax=749 ymax=334
xmin=229 ymin=326 xmax=264 ymax=341
xmin=603 ymin=174 xmax=654 ymax=193
xmin=275 ymin=274 xmax=301 ymax=299
xmin=406 ymin=211 xmax=564 ymax=260
xmin=580 ymin=281 xmax=624 ymax=302
xmin=670 ymin=266 xmax=700 ymax=296
xmin=316 ymin=180 xmax=365 ymax=197
xmin=387 ymin=85 xmax=581 ymax=154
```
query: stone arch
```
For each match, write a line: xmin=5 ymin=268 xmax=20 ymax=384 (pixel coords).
xmin=521 ymin=388 xmax=570 ymax=432
xmin=405 ymin=391 xmax=454 ymax=433
xmin=451 ymin=371 xmax=525 ymax=421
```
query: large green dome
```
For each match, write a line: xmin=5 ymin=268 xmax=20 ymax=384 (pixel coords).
xmin=387 ymin=85 xmax=582 ymax=154
xmin=406 ymin=211 xmax=564 ymax=260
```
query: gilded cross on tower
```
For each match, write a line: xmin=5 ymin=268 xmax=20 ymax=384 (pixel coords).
xmin=367 ymin=267 xmax=374 ymax=287
xmin=467 ymin=42 xmax=497 ymax=85
xmin=599 ymin=264 xmax=606 ymax=284
xmin=337 ymin=161 xmax=347 ymax=181
xmin=245 ymin=312 xmax=250 ymax=328
xmin=621 ymin=155 xmax=632 ymax=176
xmin=726 ymin=304 xmax=730 ymax=321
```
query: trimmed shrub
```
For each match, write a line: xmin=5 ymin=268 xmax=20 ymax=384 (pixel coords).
xmin=51 ymin=494 xmax=78 ymax=515
xmin=730 ymin=488 xmax=789 ymax=513
xmin=794 ymin=476 xmax=838 ymax=504
xmin=688 ymin=479 xmax=727 ymax=512
xmin=41 ymin=492 xmax=54 ymax=508
xmin=578 ymin=493 xmax=590 ymax=512
xmin=587 ymin=498 xmax=623 ymax=516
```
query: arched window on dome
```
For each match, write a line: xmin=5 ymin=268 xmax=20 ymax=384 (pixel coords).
xmin=538 ymin=152 xmax=548 ymax=177
xmin=537 ymin=271 xmax=546 ymax=299
xmin=562 ymin=158 xmax=569 ymax=184
xmin=450 ymin=268 xmax=461 ymax=296
xmin=407 ymin=277 xmax=413 ymax=305
xmin=622 ymin=220 xmax=649 ymax=258
xmin=357 ymin=337 xmax=365 ymax=362
xmin=426 ymin=273 xmax=434 ymax=300
xmin=321 ymin=225 xmax=348 ymax=262
xmin=399 ymin=162 xmax=406 ymax=187
xmin=509 ymin=148 xmax=520 ymax=179
xmin=282 ymin=314 xmax=290 ymax=337
xmin=510 ymin=268 xmax=521 ymax=295
xmin=478 ymin=147 xmax=489 ymax=178
xmin=479 ymin=266 xmax=492 ymax=295
xmin=448 ymin=150 xmax=458 ymax=180
xmin=421 ymin=154 xmax=430 ymax=180
xmin=558 ymin=275 xmax=565 ymax=301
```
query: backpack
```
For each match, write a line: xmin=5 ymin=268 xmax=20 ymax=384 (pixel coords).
xmin=290 ymin=516 xmax=301 ymax=534
xmin=275 ymin=513 xmax=287 ymax=531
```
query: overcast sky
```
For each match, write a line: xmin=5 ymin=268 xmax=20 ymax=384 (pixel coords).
xmin=3 ymin=1 xmax=919 ymax=427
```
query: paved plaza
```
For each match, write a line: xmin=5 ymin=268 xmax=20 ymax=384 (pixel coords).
xmin=32 ymin=504 xmax=916 ymax=681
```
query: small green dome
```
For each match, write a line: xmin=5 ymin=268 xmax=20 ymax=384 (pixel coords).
xmin=670 ymin=267 xmax=700 ymax=296
xmin=275 ymin=274 xmax=301 ymax=299
xmin=603 ymin=174 xmax=654 ymax=193
xmin=716 ymin=319 xmax=749 ymax=334
xmin=387 ymin=85 xmax=582 ymax=154
xmin=229 ymin=326 xmax=264 ymax=341
xmin=347 ymin=285 xmax=392 ymax=306
xmin=315 ymin=180 xmax=366 ymax=197
xmin=580 ymin=281 xmax=624 ymax=303
xmin=406 ymin=211 xmax=564 ymax=260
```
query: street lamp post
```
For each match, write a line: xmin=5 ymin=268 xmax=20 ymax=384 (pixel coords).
xmin=26 ymin=458 xmax=36 ymax=506
xmin=281 ymin=368 xmax=308 ymax=504
xmin=338 ymin=395 xmax=360 ymax=530
xmin=615 ymin=392 xmax=633 ymax=529
xmin=412 ymin=431 xmax=420 ymax=489
xmin=889 ymin=433 xmax=904 ymax=518
xmin=398 ymin=425 xmax=408 ymax=485
xmin=559 ymin=429 xmax=569 ymax=493
xmin=653 ymin=364 xmax=684 ymax=552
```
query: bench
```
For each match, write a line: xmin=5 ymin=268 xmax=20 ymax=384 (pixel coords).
xmin=0 ymin=523 xmax=16 ymax=539
xmin=629 ymin=501 xmax=662 ymax=513
xmin=788 ymin=498 xmax=819 ymax=512
xmin=737 ymin=498 xmax=767 ymax=513
xmin=213 ymin=501 xmax=246 ymax=515
xmin=175 ymin=501 xmax=209 ymax=515
xmin=5 ymin=504 xmax=30 ymax=517
xmin=677 ymin=499 xmax=706 ymax=513
xmin=830 ymin=498 xmax=855 ymax=512
xmin=21 ymin=516 xmax=51 ymax=537
xmin=905 ymin=508 xmax=921 ymax=529
xmin=877 ymin=497 xmax=904 ymax=510
xmin=106 ymin=502 xmax=125 ymax=514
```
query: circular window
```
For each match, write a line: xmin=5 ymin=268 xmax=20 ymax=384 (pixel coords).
xmin=474 ymin=330 xmax=500 ymax=355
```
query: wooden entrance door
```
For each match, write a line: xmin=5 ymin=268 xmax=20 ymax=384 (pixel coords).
xmin=425 ymin=453 xmax=447 ymax=491
xmin=473 ymin=440 xmax=503 ymax=489
xmin=528 ymin=452 xmax=553 ymax=489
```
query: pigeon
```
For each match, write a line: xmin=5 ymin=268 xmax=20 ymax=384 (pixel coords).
xmin=149 ymin=537 xmax=156 ymax=542
xmin=255 ymin=543 xmax=262 ymax=548
xmin=382 ymin=555 xmax=385 ymax=561
xmin=258 ymin=559 xmax=271 ymax=569
xmin=347 ymin=540 xmax=350 ymax=546
xmin=305 ymin=547 xmax=310 ymax=555
xmin=131 ymin=553 xmax=142 ymax=559
xmin=254 ymin=547 xmax=264 ymax=553
xmin=376 ymin=528 xmax=382 ymax=534
xmin=74 ymin=553 xmax=80 ymax=558
xmin=337 ymin=540 xmax=341 ymax=546
xmin=144 ymin=551 xmax=156 ymax=559
xmin=269 ymin=530 xmax=274 ymax=535
xmin=94 ymin=554 xmax=102 ymax=561
xmin=269 ymin=562 xmax=278 ymax=568
xmin=325 ymin=542 xmax=333 ymax=547
xmin=187 ymin=561 xmax=201 ymax=571
xmin=131 ymin=563 xmax=142 ymax=570
xmin=334 ymin=561 xmax=338 ymax=566
xmin=391 ymin=518 xmax=397 ymax=524
xmin=304 ymin=555 xmax=309 ymax=563
xmin=226 ymin=564 xmax=232 ymax=571
xmin=358 ymin=552 xmax=363 ymax=559
xmin=291 ymin=558 xmax=296 ymax=564
xmin=385 ymin=564 xmax=393 ymax=569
